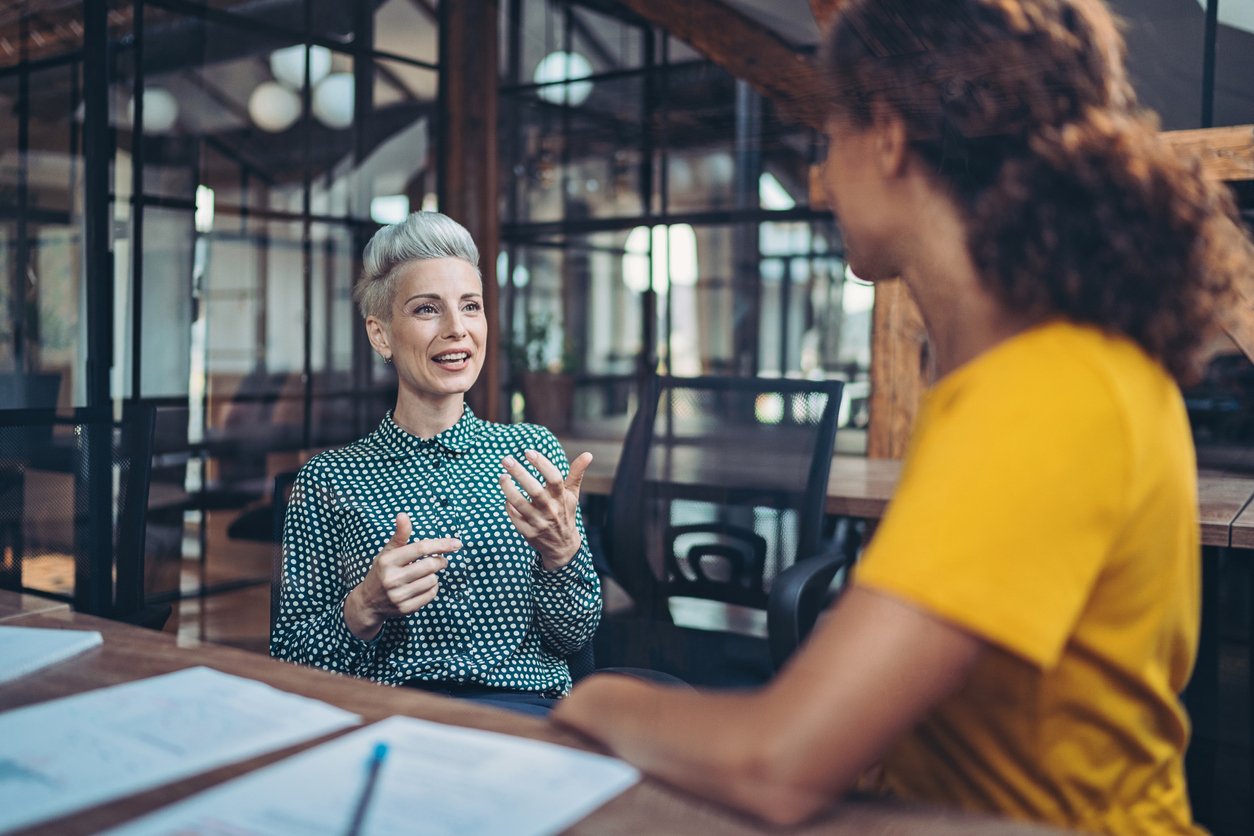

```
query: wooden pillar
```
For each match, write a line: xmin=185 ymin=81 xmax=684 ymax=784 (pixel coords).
xmin=439 ymin=0 xmax=501 ymax=420
xmin=867 ymin=280 xmax=929 ymax=460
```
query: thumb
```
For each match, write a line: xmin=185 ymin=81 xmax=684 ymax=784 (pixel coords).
xmin=388 ymin=512 xmax=413 ymax=549
xmin=565 ymin=452 xmax=593 ymax=497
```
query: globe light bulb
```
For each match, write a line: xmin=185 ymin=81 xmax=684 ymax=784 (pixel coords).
xmin=128 ymin=87 xmax=179 ymax=134
xmin=269 ymin=44 xmax=332 ymax=90
xmin=248 ymin=81 xmax=302 ymax=133
xmin=533 ymin=51 xmax=594 ymax=107
xmin=312 ymin=73 xmax=355 ymax=130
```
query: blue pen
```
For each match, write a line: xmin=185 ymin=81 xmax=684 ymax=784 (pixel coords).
xmin=346 ymin=742 xmax=389 ymax=836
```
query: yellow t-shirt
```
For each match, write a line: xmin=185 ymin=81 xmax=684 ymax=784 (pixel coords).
xmin=855 ymin=321 xmax=1201 ymax=834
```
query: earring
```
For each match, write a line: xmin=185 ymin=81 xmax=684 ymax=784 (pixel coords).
xmin=383 ymin=355 xmax=393 ymax=366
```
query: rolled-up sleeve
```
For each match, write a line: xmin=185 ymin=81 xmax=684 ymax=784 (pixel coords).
xmin=269 ymin=465 xmax=380 ymax=673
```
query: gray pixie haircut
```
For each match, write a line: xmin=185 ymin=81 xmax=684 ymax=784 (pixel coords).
xmin=353 ymin=211 xmax=481 ymax=321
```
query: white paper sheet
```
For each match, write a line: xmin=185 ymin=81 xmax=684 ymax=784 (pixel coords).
xmin=0 ymin=625 xmax=102 ymax=684
xmin=0 ymin=666 xmax=361 ymax=833
xmin=110 ymin=714 xmax=641 ymax=836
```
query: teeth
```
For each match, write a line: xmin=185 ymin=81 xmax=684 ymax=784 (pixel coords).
xmin=435 ymin=352 xmax=469 ymax=362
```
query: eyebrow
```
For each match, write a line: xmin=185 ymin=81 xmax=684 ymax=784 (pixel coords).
xmin=403 ymin=292 xmax=483 ymax=304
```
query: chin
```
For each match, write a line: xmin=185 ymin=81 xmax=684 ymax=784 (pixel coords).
xmin=845 ymin=252 xmax=897 ymax=284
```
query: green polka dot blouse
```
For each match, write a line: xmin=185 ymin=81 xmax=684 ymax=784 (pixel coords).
xmin=269 ymin=407 xmax=602 ymax=697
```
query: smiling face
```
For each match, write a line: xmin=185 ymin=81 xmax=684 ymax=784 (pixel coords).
xmin=365 ymin=257 xmax=486 ymax=411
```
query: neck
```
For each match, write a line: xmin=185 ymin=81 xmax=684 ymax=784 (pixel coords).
xmin=391 ymin=391 xmax=465 ymax=439
xmin=898 ymin=197 xmax=1039 ymax=380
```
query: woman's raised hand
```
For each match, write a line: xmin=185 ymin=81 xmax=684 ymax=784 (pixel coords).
xmin=500 ymin=450 xmax=593 ymax=571
xmin=343 ymin=512 xmax=460 ymax=641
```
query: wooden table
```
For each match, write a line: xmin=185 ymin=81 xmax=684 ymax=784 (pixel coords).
xmin=0 ymin=591 xmax=71 ymax=622
xmin=564 ymin=436 xmax=1254 ymax=541
xmin=1198 ymin=469 xmax=1254 ymax=547
xmin=0 ymin=598 xmax=1056 ymax=835
xmin=564 ymin=437 xmax=901 ymax=519
xmin=1225 ymin=484 xmax=1254 ymax=549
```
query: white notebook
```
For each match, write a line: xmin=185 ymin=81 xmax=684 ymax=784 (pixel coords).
xmin=0 ymin=624 xmax=103 ymax=684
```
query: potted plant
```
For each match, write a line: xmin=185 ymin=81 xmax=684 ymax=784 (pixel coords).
xmin=508 ymin=313 xmax=578 ymax=433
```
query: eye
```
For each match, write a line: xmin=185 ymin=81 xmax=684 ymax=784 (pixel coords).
xmin=462 ymin=300 xmax=482 ymax=313
xmin=414 ymin=303 xmax=438 ymax=315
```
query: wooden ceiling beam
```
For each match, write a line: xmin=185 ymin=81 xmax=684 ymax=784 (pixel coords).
xmin=1161 ymin=124 xmax=1254 ymax=182
xmin=612 ymin=0 xmax=828 ymax=130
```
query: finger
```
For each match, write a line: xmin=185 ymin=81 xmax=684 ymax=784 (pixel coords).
xmin=499 ymin=471 xmax=542 ymax=519
xmin=524 ymin=450 xmax=566 ymax=497
xmin=387 ymin=555 xmax=448 ymax=586
xmin=501 ymin=455 xmax=547 ymax=501
xmin=387 ymin=513 xmax=413 ymax=549
xmin=377 ymin=540 xmax=440 ymax=568
xmin=397 ymin=580 xmax=440 ymax=614
xmin=391 ymin=571 xmax=439 ymax=603
xmin=565 ymin=452 xmax=593 ymax=498
xmin=503 ymin=497 xmax=538 ymax=537
xmin=412 ymin=538 xmax=462 ymax=558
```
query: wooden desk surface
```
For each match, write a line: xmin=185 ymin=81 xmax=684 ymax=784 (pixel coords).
xmin=565 ymin=437 xmax=1254 ymax=547
xmin=0 ymin=604 xmax=1055 ymax=835
xmin=0 ymin=592 xmax=71 ymax=622
xmin=1197 ymin=469 xmax=1254 ymax=547
xmin=562 ymin=437 xmax=901 ymax=519
xmin=1225 ymin=482 xmax=1254 ymax=549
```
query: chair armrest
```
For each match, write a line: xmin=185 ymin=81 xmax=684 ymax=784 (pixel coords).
xmin=767 ymin=551 xmax=856 ymax=671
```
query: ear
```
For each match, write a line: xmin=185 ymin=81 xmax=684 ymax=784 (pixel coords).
xmin=365 ymin=316 xmax=392 ymax=360
xmin=870 ymin=103 xmax=909 ymax=177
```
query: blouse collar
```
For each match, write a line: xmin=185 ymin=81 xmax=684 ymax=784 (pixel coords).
xmin=375 ymin=405 xmax=485 ymax=456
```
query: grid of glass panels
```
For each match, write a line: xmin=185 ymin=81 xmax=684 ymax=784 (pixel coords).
xmin=497 ymin=0 xmax=869 ymax=451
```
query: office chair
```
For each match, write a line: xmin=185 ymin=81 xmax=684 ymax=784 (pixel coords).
xmin=268 ymin=469 xmax=300 ymax=641
xmin=0 ymin=404 xmax=166 ymax=628
xmin=596 ymin=374 xmax=844 ymax=686
xmin=766 ymin=550 xmax=857 ymax=670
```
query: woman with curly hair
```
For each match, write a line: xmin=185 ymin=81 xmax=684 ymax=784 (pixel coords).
xmin=552 ymin=0 xmax=1252 ymax=830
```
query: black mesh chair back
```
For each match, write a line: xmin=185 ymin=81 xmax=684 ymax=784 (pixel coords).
xmin=269 ymin=469 xmax=300 ymax=641
xmin=607 ymin=375 xmax=844 ymax=621
xmin=0 ymin=404 xmax=159 ymax=625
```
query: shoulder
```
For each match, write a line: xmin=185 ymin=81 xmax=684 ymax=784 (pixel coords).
xmin=927 ymin=322 xmax=1155 ymax=444
xmin=475 ymin=419 xmax=559 ymax=447
xmin=901 ymin=323 xmax=1152 ymax=497
xmin=472 ymin=420 xmax=568 ymax=464
xmin=298 ymin=433 xmax=384 ymax=483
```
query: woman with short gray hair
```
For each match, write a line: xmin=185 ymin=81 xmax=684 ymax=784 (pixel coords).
xmin=272 ymin=211 xmax=601 ymax=715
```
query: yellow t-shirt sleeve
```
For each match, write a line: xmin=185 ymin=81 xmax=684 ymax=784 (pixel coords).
xmin=855 ymin=358 xmax=1129 ymax=671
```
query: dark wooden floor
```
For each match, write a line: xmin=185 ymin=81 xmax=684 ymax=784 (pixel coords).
xmin=164 ymin=509 xmax=273 ymax=655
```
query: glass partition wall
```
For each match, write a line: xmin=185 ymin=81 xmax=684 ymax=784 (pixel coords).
xmin=0 ymin=0 xmax=440 ymax=621
xmin=496 ymin=1 xmax=872 ymax=452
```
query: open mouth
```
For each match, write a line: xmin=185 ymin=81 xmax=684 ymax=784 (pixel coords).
xmin=433 ymin=351 xmax=471 ymax=366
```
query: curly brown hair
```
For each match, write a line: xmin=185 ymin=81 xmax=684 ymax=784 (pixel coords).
xmin=822 ymin=0 xmax=1251 ymax=382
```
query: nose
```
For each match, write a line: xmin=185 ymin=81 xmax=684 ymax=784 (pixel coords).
xmin=443 ymin=308 xmax=467 ymax=339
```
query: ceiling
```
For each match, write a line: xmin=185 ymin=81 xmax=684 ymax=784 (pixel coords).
xmin=0 ymin=0 xmax=1250 ymax=196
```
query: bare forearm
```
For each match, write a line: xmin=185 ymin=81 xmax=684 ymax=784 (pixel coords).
xmin=554 ymin=676 xmax=840 ymax=825
xmin=552 ymin=588 xmax=984 ymax=826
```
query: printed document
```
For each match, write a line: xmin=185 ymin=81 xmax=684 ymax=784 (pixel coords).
xmin=0 ymin=666 xmax=360 ymax=833
xmin=0 ymin=625 xmax=102 ymax=684
xmin=111 ymin=714 xmax=640 ymax=836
